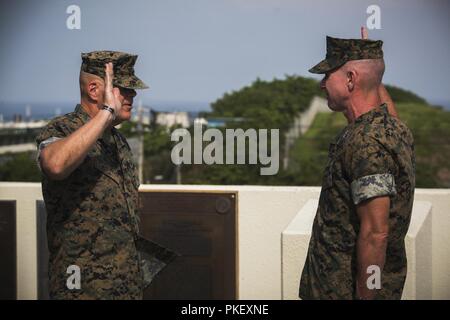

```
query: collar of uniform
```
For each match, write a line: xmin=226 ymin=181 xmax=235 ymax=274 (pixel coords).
xmin=74 ymin=104 xmax=92 ymax=124
xmin=354 ymin=103 xmax=388 ymax=124
xmin=101 ymin=127 xmax=115 ymax=144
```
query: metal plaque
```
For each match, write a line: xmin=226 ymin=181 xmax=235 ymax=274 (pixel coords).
xmin=139 ymin=191 xmax=237 ymax=300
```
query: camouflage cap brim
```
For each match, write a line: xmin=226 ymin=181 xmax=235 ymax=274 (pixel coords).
xmin=309 ymin=56 xmax=345 ymax=74
xmin=113 ymin=75 xmax=149 ymax=90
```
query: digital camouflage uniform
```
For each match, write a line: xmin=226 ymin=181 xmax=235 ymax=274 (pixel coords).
xmin=36 ymin=51 xmax=175 ymax=300
xmin=299 ymin=37 xmax=416 ymax=300
xmin=37 ymin=105 xmax=144 ymax=299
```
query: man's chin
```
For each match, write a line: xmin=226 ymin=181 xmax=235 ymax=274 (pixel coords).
xmin=327 ymin=101 xmax=337 ymax=111
xmin=327 ymin=101 xmax=343 ymax=112
xmin=119 ymin=113 xmax=132 ymax=121
xmin=116 ymin=110 xmax=132 ymax=123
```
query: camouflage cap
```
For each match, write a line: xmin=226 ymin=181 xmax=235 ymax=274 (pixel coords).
xmin=81 ymin=50 xmax=149 ymax=89
xmin=309 ymin=36 xmax=383 ymax=74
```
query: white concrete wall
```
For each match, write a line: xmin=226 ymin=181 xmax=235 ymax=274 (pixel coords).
xmin=298 ymin=96 xmax=331 ymax=135
xmin=139 ymin=184 xmax=321 ymax=300
xmin=414 ymin=189 xmax=450 ymax=299
xmin=284 ymin=96 xmax=331 ymax=141
xmin=0 ymin=182 xmax=42 ymax=299
xmin=281 ymin=199 xmax=433 ymax=300
xmin=281 ymin=199 xmax=319 ymax=300
xmin=0 ymin=183 xmax=449 ymax=299
xmin=140 ymin=185 xmax=450 ymax=299
xmin=403 ymin=201 xmax=433 ymax=299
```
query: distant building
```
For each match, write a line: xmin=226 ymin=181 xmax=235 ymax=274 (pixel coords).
xmin=0 ymin=120 xmax=48 ymax=150
xmin=154 ymin=111 xmax=190 ymax=128
xmin=0 ymin=120 xmax=48 ymax=130
xmin=203 ymin=117 xmax=246 ymax=128
xmin=131 ymin=105 xmax=151 ymax=126
xmin=193 ymin=117 xmax=208 ymax=126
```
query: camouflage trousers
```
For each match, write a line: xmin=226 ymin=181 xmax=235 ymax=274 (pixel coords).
xmin=48 ymin=222 xmax=143 ymax=300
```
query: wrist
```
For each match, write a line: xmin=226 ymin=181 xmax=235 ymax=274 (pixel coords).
xmin=101 ymin=105 xmax=115 ymax=122
xmin=102 ymin=105 xmax=115 ymax=118
xmin=99 ymin=106 xmax=115 ymax=124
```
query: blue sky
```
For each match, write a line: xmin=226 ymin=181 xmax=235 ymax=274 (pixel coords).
xmin=0 ymin=0 xmax=449 ymax=110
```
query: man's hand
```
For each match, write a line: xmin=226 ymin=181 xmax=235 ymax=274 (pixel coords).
xmin=104 ymin=62 xmax=122 ymax=115
xmin=361 ymin=26 xmax=369 ymax=40
xmin=39 ymin=64 xmax=120 ymax=180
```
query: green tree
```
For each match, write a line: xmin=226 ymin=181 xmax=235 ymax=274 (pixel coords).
xmin=0 ymin=152 xmax=41 ymax=182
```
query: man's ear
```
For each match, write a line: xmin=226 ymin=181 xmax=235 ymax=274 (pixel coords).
xmin=87 ymin=80 xmax=102 ymax=101
xmin=347 ymin=70 xmax=356 ymax=91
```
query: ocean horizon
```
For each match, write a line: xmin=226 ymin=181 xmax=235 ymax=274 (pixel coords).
xmin=0 ymin=100 xmax=212 ymax=121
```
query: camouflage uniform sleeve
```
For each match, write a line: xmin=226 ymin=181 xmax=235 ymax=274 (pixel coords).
xmin=35 ymin=119 xmax=68 ymax=171
xmin=347 ymin=135 xmax=397 ymax=205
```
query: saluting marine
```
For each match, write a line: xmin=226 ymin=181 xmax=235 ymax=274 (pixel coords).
xmin=37 ymin=51 xmax=175 ymax=300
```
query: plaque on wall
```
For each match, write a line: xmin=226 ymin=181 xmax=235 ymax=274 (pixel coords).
xmin=139 ymin=191 xmax=237 ymax=300
xmin=0 ymin=200 xmax=17 ymax=300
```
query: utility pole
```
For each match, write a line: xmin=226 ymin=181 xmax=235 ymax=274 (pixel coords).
xmin=172 ymin=130 xmax=185 ymax=184
xmin=137 ymin=99 xmax=144 ymax=183
xmin=25 ymin=104 xmax=31 ymax=122
xmin=176 ymin=160 xmax=181 ymax=184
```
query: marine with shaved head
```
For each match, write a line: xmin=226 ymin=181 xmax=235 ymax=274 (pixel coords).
xmin=299 ymin=28 xmax=415 ymax=300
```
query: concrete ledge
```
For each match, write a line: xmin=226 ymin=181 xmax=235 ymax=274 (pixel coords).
xmin=404 ymin=201 xmax=433 ymax=299
xmin=281 ymin=199 xmax=319 ymax=300
xmin=282 ymin=199 xmax=433 ymax=300
xmin=0 ymin=183 xmax=445 ymax=299
xmin=0 ymin=182 xmax=42 ymax=299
